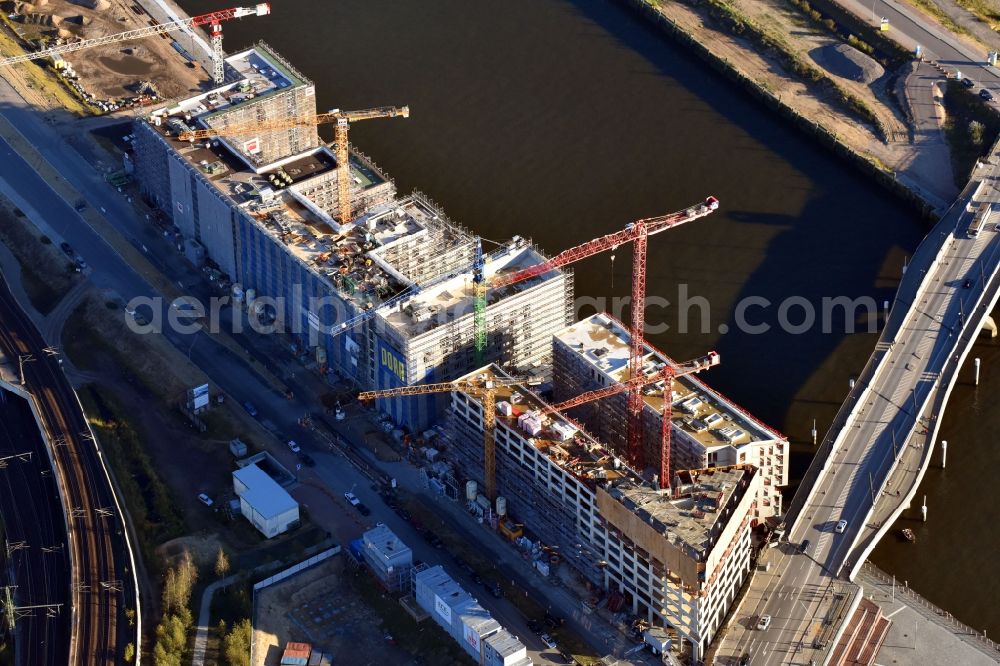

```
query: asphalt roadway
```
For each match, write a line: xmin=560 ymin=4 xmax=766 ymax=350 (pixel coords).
xmin=0 ymin=88 xmax=637 ymax=663
xmin=0 ymin=385 xmax=70 ymax=666
xmin=717 ymin=175 xmax=1000 ymax=663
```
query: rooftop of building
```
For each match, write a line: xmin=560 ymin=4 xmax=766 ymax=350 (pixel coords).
xmin=555 ymin=313 xmax=785 ymax=449
xmin=141 ymin=44 xmax=487 ymax=317
xmin=378 ymin=239 xmax=563 ymax=337
xmin=232 ymin=464 xmax=298 ymax=519
xmin=606 ymin=465 xmax=756 ymax=558
xmin=456 ymin=365 xmax=637 ymax=486
xmin=362 ymin=525 xmax=412 ymax=563
xmin=484 ymin=629 xmax=528 ymax=658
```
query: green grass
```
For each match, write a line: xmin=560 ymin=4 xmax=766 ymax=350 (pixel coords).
xmin=77 ymin=385 xmax=186 ymax=566
xmin=0 ymin=204 xmax=76 ymax=315
xmin=942 ymin=80 xmax=1000 ymax=188
xmin=903 ymin=0 xmax=970 ymax=36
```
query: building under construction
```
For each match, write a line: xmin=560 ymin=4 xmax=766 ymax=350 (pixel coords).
xmin=444 ymin=365 xmax=761 ymax=661
xmin=130 ymin=43 xmax=572 ymax=429
xmin=552 ymin=313 xmax=788 ymax=521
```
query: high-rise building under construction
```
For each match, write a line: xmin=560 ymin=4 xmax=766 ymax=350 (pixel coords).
xmin=130 ymin=43 xmax=572 ymax=429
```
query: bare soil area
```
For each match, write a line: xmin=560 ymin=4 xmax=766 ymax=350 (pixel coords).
xmin=655 ymin=0 xmax=906 ymax=161
xmin=2 ymin=0 xmax=208 ymax=101
xmin=253 ymin=557 xmax=423 ymax=666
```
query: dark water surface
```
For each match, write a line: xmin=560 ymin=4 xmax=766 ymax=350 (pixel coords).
xmin=180 ymin=0 xmax=998 ymax=634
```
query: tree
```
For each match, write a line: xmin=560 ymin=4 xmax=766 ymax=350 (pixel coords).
xmin=123 ymin=642 xmax=135 ymax=663
xmin=223 ymin=618 xmax=252 ymax=666
xmin=214 ymin=547 xmax=231 ymax=579
xmin=163 ymin=551 xmax=198 ymax=614
xmin=970 ymin=120 xmax=985 ymax=146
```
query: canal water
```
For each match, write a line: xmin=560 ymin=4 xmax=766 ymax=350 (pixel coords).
xmin=182 ymin=0 xmax=998 ymax=635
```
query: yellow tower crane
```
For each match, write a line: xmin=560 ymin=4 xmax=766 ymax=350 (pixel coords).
xmin=177 ymin=105 xmax=409 ymax=223
xmin=358 ymin=374 xmax=525 ymax=501
xmin=357 ymin=351 xmax=718 ymax=502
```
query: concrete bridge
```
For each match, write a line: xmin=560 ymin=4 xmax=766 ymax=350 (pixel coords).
xmin=715 ymin=146 xmax=1000 ymax=665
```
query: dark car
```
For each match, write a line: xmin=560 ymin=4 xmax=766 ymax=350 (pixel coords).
xmin=799 ymin=539 xmax=811 ymax=554
xmin=740 ymin=653 xmax=751 ymax=666
xmin=427 ymin=534 xmax=443 ymax=548
xmin=544 ymin=612 xmax=564 ymax=629
xmin=356 ymin=503 xmax=371 ymax=516
xmin=963 ymin=278 xmax=973 ymax=289
xmin=59 ymin=241 xmax=74 ymax=256
xmin=243 ymin=401 xmax=258 ymax=417
xmin=298 ymin=452 xmax=315 ymax=467
xmin=489 ymin=581 xmax=503 ymax=599
xmin=473 ymin=573 xmax=484 ymax=586
xmin=962 ymin=77 xmax=976 ymax=88
xmin=73 ymin=201 xmax=86 ymax=212
xmin=527 ymin=620 xmax=542 ymax=634
xmin=981 ymin=88 xmax=994 ymax=101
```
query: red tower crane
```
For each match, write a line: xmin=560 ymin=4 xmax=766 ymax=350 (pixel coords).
xmin=494 ymin=196 xmax=720 ymax=468
xmin=538 ymin=350 xmax=720 ymax=489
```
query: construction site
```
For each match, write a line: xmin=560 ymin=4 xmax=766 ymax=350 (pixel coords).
xmin=0 ymin=0 xmax=230 ymax=105
xmin=21 ymin=9 xmax=796 ymax=661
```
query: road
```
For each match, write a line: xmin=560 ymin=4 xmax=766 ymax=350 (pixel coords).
xmin=0 ymin=383 xmax=71 ymax=666
xmin=0 ymin=83 xmax=636 ymax=665
xmin=716 ymin=160 xmax=1000 ymax=664
xmin=835 ymin=0 xmax=1000 ymax=89
xmin=0 ymin=276 xmax=139 ymax=664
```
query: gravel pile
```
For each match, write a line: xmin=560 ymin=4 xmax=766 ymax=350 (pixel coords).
xmin=809 ymin=43 xmax=884 ymax=84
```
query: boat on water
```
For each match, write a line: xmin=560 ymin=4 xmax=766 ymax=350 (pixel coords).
xmin=901 ymin=528 xmax=916 ymax=543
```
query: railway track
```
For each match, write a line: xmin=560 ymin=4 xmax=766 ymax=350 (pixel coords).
xmin=0 ymin=275 xmax=138 ymax=664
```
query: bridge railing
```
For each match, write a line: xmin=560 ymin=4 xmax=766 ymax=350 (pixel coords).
xmin=859 ymin=563 xmax=999 ymax=658
xmin=782 ymin=182 xmax=973 ymax=537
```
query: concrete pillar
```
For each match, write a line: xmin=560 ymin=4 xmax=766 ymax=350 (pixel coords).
xmin=982 ymin=316 xmax=997 ymax=338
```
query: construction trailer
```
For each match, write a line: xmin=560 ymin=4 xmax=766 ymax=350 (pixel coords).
xmin=360 ymin=525 xmax=413 ymax=592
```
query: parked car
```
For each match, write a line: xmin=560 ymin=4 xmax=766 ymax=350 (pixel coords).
xmin=527 ymin=620 xmax=542 ymax=634
xmin=835 ymin=519 xmax=848 ymax=534
xmin=297 ymin=452 xmax=315 ymax=467
xmin=356 ymin=503 xmax=371 ymax=516
xmin=489 ymin=581 xmax=503 ymax=599
xmin=243 ymin=401 xmax=258 ymax=417
xmin=981 ymin=88 xmax=994 ymax=101
xmin=344 ymin=491 xmax=360 ymax=506
xmin=544 ymin=612 xmax=564 ymax=629
xmin=73 ymin=201 xmax=86 ymax=212
xmin=962 ymin=77 xmax=976 ymax=88
xmin=287 ymin=440 xmax=301 ymax=453
xmin=59 ymin=241 xmax=74 ymax=256
xmin=197 ymin=493 xmax=214 ymax=507
xmin=757 ymin=614 xmax=772 ymax=630
xmin=427 ymin=534 xmax=443 ymax=549
xmin=799 ymin=539 xmax=811 ymax=554
xmin=74 ymin=256 xmax=87 ymax=271
xmin=540 ymin=633 xmax=557 ymax=650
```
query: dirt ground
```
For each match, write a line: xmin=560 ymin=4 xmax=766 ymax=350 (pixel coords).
xmin=253 ymin=556 xmax=418 ymax=666
xmin=647 ymin=0 xmax=917 ymax=175
xmin=3 ymin=0 xmax=208 ymax=101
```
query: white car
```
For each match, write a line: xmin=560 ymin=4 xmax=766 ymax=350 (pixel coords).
xmin=197 ymin=493 xmax=214 ymax=507
xmin=756 ymin=614 xmax=772 ymax=630
xmin=344 ymin=491 xmax=360 ymax=506
xmin=540 ymin=633 xmax=557 ymax=649
xmin=287 ymin=440 xmax=301 ymax=453
xmin=835 ymin=519 xmax=848 ymax=534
